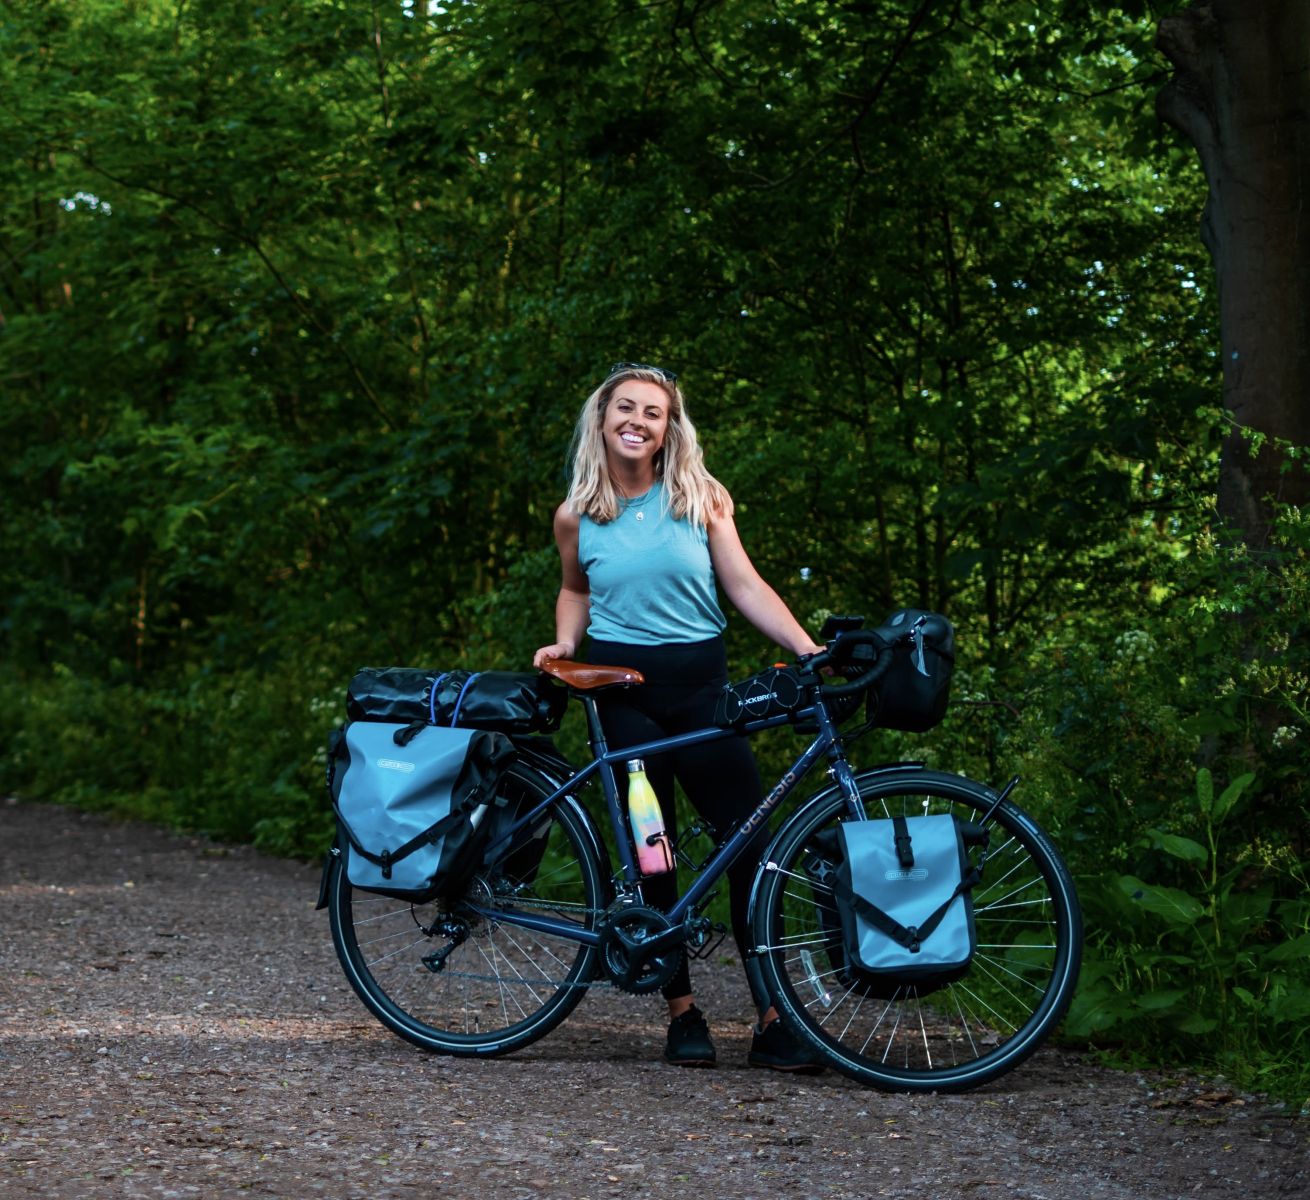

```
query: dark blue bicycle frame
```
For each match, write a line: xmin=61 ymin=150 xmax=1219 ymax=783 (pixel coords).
xmin=464 ymin=689 xmax=869 ymax=953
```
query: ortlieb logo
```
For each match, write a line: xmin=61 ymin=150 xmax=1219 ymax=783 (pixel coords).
xmin=885 ymin=867 xmax=929 ymax=882
xmin=376 ymin=758 xmax=416 ymax=773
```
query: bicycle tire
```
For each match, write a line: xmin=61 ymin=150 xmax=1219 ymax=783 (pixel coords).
xmin=749 ymin=767 xmax=1082 ymax=1093
xmin=327 ymin=762 xmax=607 ymax=1056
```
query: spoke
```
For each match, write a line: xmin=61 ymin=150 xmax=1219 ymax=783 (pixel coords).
xmin=914 ymin=994 xmax=933 ymax=1070
xmin=971 ymin=949 xmax=1054 ymax=995
xmin=873 ymin=998 xmax=906 ymax=1064
xmin=977 ymin=879 xmax=1049 ymax=917
xmin=834 ymin=985 xmax=877 ymax=1042
xmin=773 ymin=931 xmax=835 ymax=949
xmin=495 ymin=923 xmax=576 ymax=981
xmin=361 ymin=931 xmax=432 ymax=966
xmin=977 ymin=941 xmax=1057 ymax=950
xmin=975 ymin=895 xmax=1053 ymax=916
xmin=784 ymin=954 xmax=847 ymax=986
xmin=351 ymin=905 xmax=423 ymax=929
xmin=975 ymin=854 xmax=1039 ymax=898
xmin=474 ymin=936 xmax=534 ymax=1022
xmin=948 ymin=971 xmax=1022 ymax=1035
xmin=781 ymin=883 xmax=836 ymax=909
xmin=354 ymin=923 xmax=426 ymax=949
xmin=951 ymin=986 xmax=981 ymax=1058
xmin=779 ymin=867 xmax=833 ymax=890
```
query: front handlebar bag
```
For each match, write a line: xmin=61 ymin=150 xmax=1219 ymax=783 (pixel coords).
xmin=867 ymin=609 xmax=955 ymax=733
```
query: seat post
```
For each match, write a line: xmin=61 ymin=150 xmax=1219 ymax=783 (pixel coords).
xmin=580 ymin=693 xmax=609 ymax=756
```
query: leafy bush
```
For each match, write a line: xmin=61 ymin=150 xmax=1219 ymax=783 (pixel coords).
xmin=0 ymin=662 xmax=337 ymax=859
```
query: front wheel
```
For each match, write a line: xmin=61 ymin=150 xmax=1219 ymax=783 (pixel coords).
xmin=327 ymin=762 xmax=607 ymax=1056
xmin=749 ymin=768 xmax=1082 ymax=1092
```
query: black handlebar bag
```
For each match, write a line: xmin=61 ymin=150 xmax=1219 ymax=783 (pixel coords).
xmin=867 ymin=609 xmax=955 ymax=732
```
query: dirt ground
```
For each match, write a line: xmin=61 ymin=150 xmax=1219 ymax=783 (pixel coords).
xmin=1 ymin=797 xmax=1305 ymax=1200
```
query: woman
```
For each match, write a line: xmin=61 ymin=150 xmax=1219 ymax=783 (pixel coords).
xmin=533 ymin=361 xmax=826 ymax=1072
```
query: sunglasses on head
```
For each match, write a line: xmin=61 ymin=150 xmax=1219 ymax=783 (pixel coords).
xmin=608 ymin=361 xmax=678 ymax=383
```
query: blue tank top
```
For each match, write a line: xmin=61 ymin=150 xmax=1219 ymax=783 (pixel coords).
xmin=578 ymin=482 xmax=727 ymax=646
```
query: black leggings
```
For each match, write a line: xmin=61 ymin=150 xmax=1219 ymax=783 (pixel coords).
xmin=589 ymin=636 xmax=770 ymax=1005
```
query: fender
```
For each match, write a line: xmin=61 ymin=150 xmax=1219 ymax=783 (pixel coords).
xmin=511 ymin=735 xmax=578 ymax=783
xmin=507 ymin=761 xmax=609 ymax=887
xmin=315 ymin=846 xmax=338 ymax=911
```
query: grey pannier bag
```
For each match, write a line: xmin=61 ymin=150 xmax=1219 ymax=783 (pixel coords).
xmin=829 ymin=814 xmax=985 ymax=997
xmin=328 ymin=721 xmax=516 ymax=902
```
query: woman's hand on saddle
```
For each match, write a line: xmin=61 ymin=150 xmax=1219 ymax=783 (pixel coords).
xmin=533 ymin=642 xmax=576 ymax=669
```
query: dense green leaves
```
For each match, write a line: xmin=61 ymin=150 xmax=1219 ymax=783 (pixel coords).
xmin=1 ymin=0 xmax=1305 ymax=1098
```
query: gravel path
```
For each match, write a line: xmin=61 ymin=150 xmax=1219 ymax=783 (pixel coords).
xmin=1 ymin=798 xmax=1305 ymax=1199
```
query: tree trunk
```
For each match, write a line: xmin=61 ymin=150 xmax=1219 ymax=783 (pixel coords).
xmin=1156 ymin=1 xmax=1310 ymax=547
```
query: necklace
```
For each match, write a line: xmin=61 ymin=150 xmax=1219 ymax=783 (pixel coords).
xmin=621 ymin=485 xmax=657 ymax=523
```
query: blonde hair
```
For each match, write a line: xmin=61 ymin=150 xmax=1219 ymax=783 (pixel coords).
xmin=565 ymin=366 xmax=733 ymax=528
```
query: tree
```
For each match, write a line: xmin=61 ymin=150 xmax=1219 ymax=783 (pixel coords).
xmin=1156 ymin=0 xmax=1310 ymax=547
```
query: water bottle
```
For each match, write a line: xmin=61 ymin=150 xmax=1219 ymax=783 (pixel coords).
xmin=626 ymin=759 xmax=673 ymax=875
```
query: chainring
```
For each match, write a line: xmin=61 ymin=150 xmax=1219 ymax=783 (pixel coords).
xmin=598 ymin=904 xmax=684 ymax=995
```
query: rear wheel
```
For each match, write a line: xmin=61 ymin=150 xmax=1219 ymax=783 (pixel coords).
xmin=328 ymin=763 xmax=606 ymax=1056
xmin=751 ymin=769 xmax=1081 ymax=1092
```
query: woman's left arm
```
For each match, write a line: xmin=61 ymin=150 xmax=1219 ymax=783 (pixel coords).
xmin=708 ymin=504 xmax=826 ymax=659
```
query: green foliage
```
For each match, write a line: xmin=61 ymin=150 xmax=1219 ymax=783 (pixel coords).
xmin=1066 ymin=765 xmax=1309 ymax=1091
xmin=977 ymin=487 xmax=1310 ymax=1099
xmin=1 ymin=0 xmax=1304 ymax=1097
xmin=0 ymin=660 xmax=337 ymax=858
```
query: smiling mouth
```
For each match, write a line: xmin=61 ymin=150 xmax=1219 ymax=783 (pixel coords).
xmin=619 ymin=432 xmax=647 ymax=445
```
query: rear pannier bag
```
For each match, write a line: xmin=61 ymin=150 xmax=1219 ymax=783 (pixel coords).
xmin=328 ymin=721 xmax=516 ymax=902
xmin=346 ymin=668 xmax=567 ymax=735
xmin=714 ymin=665 xmax=806 ymax=727
xmin=867 ymin=610 xmax=955 ymax=733
xmin=829 ymin=814 xmax=981 ymax=996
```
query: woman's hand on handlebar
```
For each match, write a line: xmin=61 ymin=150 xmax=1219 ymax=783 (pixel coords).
xmin=801 ymin=628 xmax=895 ymax=700
xmin=793 ymin=639 xmax=834 ymax=677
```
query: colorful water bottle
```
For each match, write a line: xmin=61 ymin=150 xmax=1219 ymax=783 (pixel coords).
xmin=626 ymin=759 xmax=673 ymax=875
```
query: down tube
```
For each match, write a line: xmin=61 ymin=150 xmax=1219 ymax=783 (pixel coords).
xmin=668 ymin=731 xmax=832 ymax=922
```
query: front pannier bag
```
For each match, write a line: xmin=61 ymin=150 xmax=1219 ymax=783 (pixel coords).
xmin=346 ymin=667 xmax=567 ymax=735
xmin=329 ymin=722 xmax=516 ymax=902
xmin=830 ymin=814 xmax=982 ymax=996
xmin=867 ymin=609 xmax=955 ymax=732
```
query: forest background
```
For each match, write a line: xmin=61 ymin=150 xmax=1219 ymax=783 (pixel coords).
xmin=2 ymin=0 xmax=1307 ymax=1101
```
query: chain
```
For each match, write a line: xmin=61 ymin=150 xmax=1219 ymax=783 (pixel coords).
xmin=427 ymin=968 xmax=610 ymax=990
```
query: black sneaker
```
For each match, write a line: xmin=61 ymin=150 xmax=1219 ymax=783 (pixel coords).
xmin=664 ymin=1005 xmax=717 ymax=1068
xmin=748 ymin=1018 xmax=826 ymax=1074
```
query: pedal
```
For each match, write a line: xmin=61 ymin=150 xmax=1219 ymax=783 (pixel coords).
xmin=669 ymin=820 xmax=716 ymax=872
xmin=684 ymin=916 xmax=729 ymax=961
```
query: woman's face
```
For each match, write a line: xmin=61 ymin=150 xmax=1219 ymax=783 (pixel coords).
xmin=602 ymin=379 xmax=670 ymax=472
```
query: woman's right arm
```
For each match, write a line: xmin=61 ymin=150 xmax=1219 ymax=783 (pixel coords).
xmin=533 ymin=504 xmax=590 ymax=668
